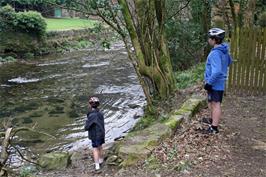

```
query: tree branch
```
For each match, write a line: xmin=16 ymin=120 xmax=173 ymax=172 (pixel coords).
xmin=43 ymin=0 xmax=96 ymax=16
xmin=11 ymin=127 xmax=56 ymax=140
xmin=166 ymin=0 xmax=191 ymax=21
xmin=11 ymin=144 xmax=40 ymax=167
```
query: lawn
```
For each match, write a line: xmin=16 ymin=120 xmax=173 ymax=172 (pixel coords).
xmin=45 ymin=18 xmax=97 ymax=31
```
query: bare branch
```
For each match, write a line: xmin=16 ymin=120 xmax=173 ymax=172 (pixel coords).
xmin=11 ymin=144 xmax=40 ymax=167
xmin=43 ymin=0 xmax=97 ymax=16
xmin=11 ymin=127 xmax=56 ymax=140
xmin=166 ymin=0 xmax=191 ymax=21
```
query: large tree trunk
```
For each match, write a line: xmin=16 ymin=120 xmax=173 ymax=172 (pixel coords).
xmin=118 ymin=0 xmax=175 ymax=105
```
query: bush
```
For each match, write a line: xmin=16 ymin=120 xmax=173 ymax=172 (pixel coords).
xmin=0 ymin=5 xmax=47 ymax=37
xmin=15 ymin=11 xmax=47 ymax=36
xmin=258 ymin=12 xmax=266 ymax=27
xmin=0 ymin=56 xmax=17 ymax=63
xmin=0 ymin=5 xmax=16 ymax=31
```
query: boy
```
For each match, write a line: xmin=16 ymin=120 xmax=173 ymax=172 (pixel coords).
xmin=84 ymin=96 xmax=105 ymax=171
xmin=202 ymin=28 xmax=232 ymax=134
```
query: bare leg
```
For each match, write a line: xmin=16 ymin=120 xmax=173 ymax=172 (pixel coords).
xmin=208 ymin=102 xmax=212 ymax=119
xmin=98 ymin=146 xmax=104 ymax=163
xmin=92 ymin=148 xmax=100 ymax=163
xmin=211 ymin=102 xmax=222 ymax=126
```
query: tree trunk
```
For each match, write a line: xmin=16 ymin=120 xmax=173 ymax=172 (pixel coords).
xmin=229 ymin=0 xmax=238 ymax=30
xmin=202 ymin=0 xmax=212 ymax=58
xmin=118 ymin=0 xmax=175 ymax=104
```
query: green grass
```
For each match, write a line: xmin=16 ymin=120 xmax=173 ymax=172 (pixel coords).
xmin=175 ymin=63 xmax=205 ymax=89
xmin=45 ymin=18 xmax=97 ymax=31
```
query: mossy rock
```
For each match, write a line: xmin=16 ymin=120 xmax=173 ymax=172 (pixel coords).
xmin=164 ymin=115 xmax=184 ymax=130
xmin=117 ymin=123 xmax=171 ymax=167
xmin=174 ymin=96 xmax=206 ymax=119
xmin=38 ymin=152 xmax=71 ymax=170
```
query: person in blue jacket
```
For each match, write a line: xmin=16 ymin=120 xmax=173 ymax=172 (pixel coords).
xmin=202 ymin=28 xmax=232 ymax=134
xmin=85 ymin=96 xmax=105 ymax=171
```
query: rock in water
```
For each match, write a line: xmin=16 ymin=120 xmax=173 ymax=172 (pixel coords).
xmin=38 ymin=152 xmax=71 ymax=170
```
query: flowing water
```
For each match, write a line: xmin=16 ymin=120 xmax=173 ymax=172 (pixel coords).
xmin=0 ymin=44 xmax=145 ymax=156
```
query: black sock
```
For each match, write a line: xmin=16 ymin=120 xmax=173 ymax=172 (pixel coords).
xmin=211 ymin=125 xmax=218 ymax=131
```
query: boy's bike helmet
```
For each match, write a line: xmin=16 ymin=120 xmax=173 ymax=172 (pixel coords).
xmin=89 ymin=97 xmax=100 ymax=107
xmin=208 ymin=28 xmax=225 ymax=40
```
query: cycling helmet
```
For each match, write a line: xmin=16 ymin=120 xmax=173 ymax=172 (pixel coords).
xmin=208 ymin=28 xmax=225 ymax=40
xmin=89 ymin=96 xmax=100 ymax=107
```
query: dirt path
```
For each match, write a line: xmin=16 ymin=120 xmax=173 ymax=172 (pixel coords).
xmin=203 ymin=94 xmax=266 ymax=177
xmin=37 ymin=93 xmax=266 ymax=177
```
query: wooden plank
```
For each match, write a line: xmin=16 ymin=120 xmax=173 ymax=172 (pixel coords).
xmin=244 ymin=28 xmax=252 ymax=94
xmin=243 ymin=28 xmax=250 ymax=94
xmin=233 ymin=30 xmax=239 ymax=93
xmin=229 ymin=31 xmax=237 ymax=93
xmin=256 ymin=28 xmax=262 ymax=95
xmin=228 ymin=31 xmax=237 ymax=92
xmin=239 ymin=28 xmax=247 ymax=94
xmin=235 ymin=29 xmax=242 ymax=94
xmin=257 ymin=28 xmax=265 ymax=95
xmin=256 ymin=28 xmax=263 ymax=95
xmin=252 ymin=28 xmax=259 ymax=95
xmin=250 ymin=29 xmax=257 ymax=95
xmin=234 ymin=29 xmax=240 ymax=94
xmin=250 ymin=30 xmax=257 ymax=95
xmin=262 ymin=28 xmax=266 ymax=94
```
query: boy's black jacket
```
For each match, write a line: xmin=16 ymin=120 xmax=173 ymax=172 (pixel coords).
xmin=84 ymin=109 xmax=105 ymax=140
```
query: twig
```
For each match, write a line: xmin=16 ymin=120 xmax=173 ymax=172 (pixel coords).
xmin=11 ymin=127 xmax=56 ymax=140
xmin=11 ymin=144 xmax=41 ymax=167
xmin=43 ymin=0 xmax=96 ymax=16
xmin=166 ymin=0 xmax=191 ymax=21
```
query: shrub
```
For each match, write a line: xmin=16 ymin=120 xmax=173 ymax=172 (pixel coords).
xmin=15 ymin=10 xmax=47 ymax=36
xmin=0 ymin=56 xmax=17 ymax=62
xmin=0 ymin=5 xmax=47 ymax=37
xmin=258 ymin=12 xmax=266 ymax=27
xmin=0 ymin=5 xmax=16 ymax=31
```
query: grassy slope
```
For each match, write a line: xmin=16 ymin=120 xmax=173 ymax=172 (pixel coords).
xmin=175 ymin=63 xmax=205 ymax=89
xmin=45 ymin=18 xmax=97 ymax=31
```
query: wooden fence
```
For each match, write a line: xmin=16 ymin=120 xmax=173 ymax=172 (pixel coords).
xmin=228 ymin=28 xmax=266 ymax=95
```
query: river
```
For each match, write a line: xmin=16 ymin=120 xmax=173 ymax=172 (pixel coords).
xmin=0 ymin=43 xmax=145 ymax=156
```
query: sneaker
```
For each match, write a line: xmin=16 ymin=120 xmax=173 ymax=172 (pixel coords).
xmin=200 ymin=126 xmax=219 ymax=134
xmin=202 ymin=117 xmax=213 ymax=125
xmin=95 ymin=163 xmax=100 ymax=171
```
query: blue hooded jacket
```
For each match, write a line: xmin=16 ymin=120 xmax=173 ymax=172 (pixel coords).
xmin=205 ymin=43 xmax=232 ymax=91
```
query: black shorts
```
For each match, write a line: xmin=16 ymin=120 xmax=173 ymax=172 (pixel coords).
xmin=207 ymin=90 xmax=224 ymax=103
xmin=91 ymin=138 xmax=105 ymax=148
